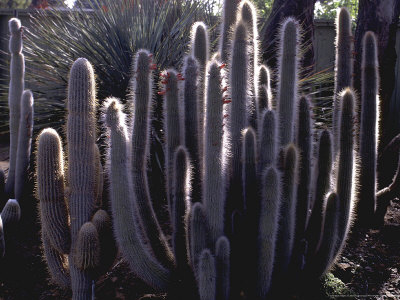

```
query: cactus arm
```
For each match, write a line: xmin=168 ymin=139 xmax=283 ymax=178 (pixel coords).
xmin=1 ymin=199 xmax=21 ymax=225
xmin=131 ymin=51 xmax=174 ymax=268
xmin=277 ymin=18 xmax=299 ymax=147
xmin=36 ymin=128 xmax=71 ymax=254
xmin=198 ymin=249 xmax=216 ymax=300
xmin=15 ymin=90 xmax=34 ymax=201
xmin=74 ymin=222 xmax=100 ymax=272
xmin=358 ymin=31 xmax=379 ymax=226
xmin=216 ymin=236 xmax=230 ymax=300
xmin=258 ymin=167 xmax=281 ymax=298
xmin=259 ymin=109 xmax=277 ymax=172
xmin=219 ymin=0 xmax=239 ymax=63
xmin=106 ymin=99 xmax=170 ymax=291
xmin=203 ymin=60 xmax=225 ymax=245
xmin=6 ymin=18 xmax=25 ymax=198
xmin=335 ymin=89 xmax=356 ymax=256
xmin=333 ymin=8 xmax=353 ymax=155
xmin=172 ymin=146 xmax=191 ymax=270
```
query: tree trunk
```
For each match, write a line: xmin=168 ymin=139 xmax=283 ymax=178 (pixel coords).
xmin=354 ymin=0 xmax=400 ymax=190
xmin=261 ymin=0 xmax=317 ymax=76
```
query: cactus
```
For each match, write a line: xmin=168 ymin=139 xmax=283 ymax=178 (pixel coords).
xmin=36 ymin=59 xmax=115 ymax=299
xmin=219 ymin=0 xmax=240 ymax=63
xmin=259 ymin=110 xmax=277 ymax=171
xmin=203 ymin=60 xmax=225 ymax=245
xmin=277 ymin=18 xmax=300 ymax=147
xmin=132 ymin=51 xmax=174 ymax=267
xmin=6 ymin=18 xmax=25 ymax=198
xmin=258 ymin=65 xmax=272 ymax=113
xmin=215 ymin=236 xmax=230 ymax=300
xmin=198 ymin=249 xmax=216 ymax=300
xmin=358 ymin=31 xmax=379 ymax=226
xmin=333 ymin=8 xmax=353 ymax=155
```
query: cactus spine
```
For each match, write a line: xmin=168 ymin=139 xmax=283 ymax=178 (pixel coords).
xmin=277 ymin=18 xmax=299 ymax=147
xmin=358 ymin=31 xmax=379 ymax=226
xmin=333 ymin=8 xmax=353 ymax=154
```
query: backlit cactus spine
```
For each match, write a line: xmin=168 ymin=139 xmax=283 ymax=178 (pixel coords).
xmin=36 ymin=59 xmax=114 ymax=299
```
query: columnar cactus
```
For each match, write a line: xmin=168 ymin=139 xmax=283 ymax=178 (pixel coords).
xmin=277 ymin=18 xmax=299 ymax=147
xmin=219 ymin=0 xmax=240 ymax=63
xmin=36 ymin=59 xmax=115 ymax=299
xmin=357 ymin=31 xmax=379 ymax=226
xmin=333 ymin=8 xmax=353 ymax=155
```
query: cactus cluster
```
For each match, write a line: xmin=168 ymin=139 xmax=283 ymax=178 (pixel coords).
xmin=34 ymin=2 xmax=390 ymax=299
xmin=0 ymin=18 xmax=34 ymax=258
xmin=102 ymin=4 xmax=366 ymax=299
xmin=36 ymin=58 xmax=115 ymax=300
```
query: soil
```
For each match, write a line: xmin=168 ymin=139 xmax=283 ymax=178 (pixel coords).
xmin=0 ymin=144 xmax=399 ymax=300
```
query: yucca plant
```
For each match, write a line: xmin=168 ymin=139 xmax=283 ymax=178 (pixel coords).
xmin=0 ymin=0 xmax=214 ymax=134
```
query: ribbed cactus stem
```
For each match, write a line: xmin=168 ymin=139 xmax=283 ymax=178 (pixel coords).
xmin=306 ymin=130 xmax=332 ymax=257
xmin=191 ymin=22 xmax=209 ymax=70
xmin=67 ymin=58 xmax=98 ymax=300
xmin=294 ymin=96 xmax=313 ymax=241
xmin=42 ymin=230 xmax=71 ymax=288
xmin=277 ymin=18 xmax=299 ymax=147
xmin=259 ymin=109 xmax=277 ymax=171
xmin=358 ymin=31 xmax=379 ymax=226
xmin=106 ymin=98 xmax=170 ymax=290
xmin=198 ymin=249 xmax=216 ymax=300
xmin=132 ymin=51 xmax=174 ymax=267
xmin=216 ymin=236 xmax=230 ymax=300
xmin=1 ymin=199 xmax=21 ymax=225
xmin=274 ymin=144 xmax=298 ymax=276
xmin=6 ymin=18 xmax=25 ymax=197
xmin=239 ymin=0 xmax=259 ymax=130
xmin=182 ymin=55 xmax=201 ymax=201
xmin=163 ymin=69 xmax=184 ymax=217
xmin=94 ymin=144 xmax=103 ymax=208
xmin=36 ymin=128 xmax=70 ymax=254
xmin=203 ymin=60 xmax=225 ymax=245
xmin=258 ymin=167 xmax=280 ymax=298
xmin=172 ymin=146 xmax=191 ymax=270
xmin=311 ymin=192 xmax=340 ymax=278
xmin=333 ymin=8 xmax=353 ymax=155
xmin=258 ymin=65 xmax=272 ymax=112
xmin=74 ymin=222 xmax=100 ymax=272
xmin=189 ymin=202 xmax=208 ymax=275
xmin=227 ymin=21 xmax=249 ymax=223
xmin=335 ymin=88 xmax=355 ymax=255
xmin=220 ymin=0 xmax=240 ymax=63
xmin=15 ymin=90 xmax=33 ymax=201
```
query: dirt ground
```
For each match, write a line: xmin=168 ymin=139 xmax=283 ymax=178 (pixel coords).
xmin=0 ymin=144 xmax=399 ymax=300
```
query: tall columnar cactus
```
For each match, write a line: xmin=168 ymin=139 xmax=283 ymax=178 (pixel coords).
xmin=357 ymin=31 xmax=379 ymax=226
xmin=6 ymin=18 xmax=25 ymax=198
xmin=203 ymin=60 xmax=225 ymax=245
xmin=258 ymin=65 xmax=272 ymax=113
xmin=277 ymin=18 xmax=299 ymax=147
xmin=190 ymin=22 xmax=209 ymax=181
xmin=239 ymin=0 xmax=259 ymax=130
xmin=132 ymin=51 xmax=173 ymax=267
xmin=333 ymin=8 xmax=353 ymax=155
xmin=219 ymin=0 xmax=240 ymax=63
xmin=36 ymin=59 xmax=114 ymax=300
xmin=259 ymin=109 xmax=277 ymax=171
